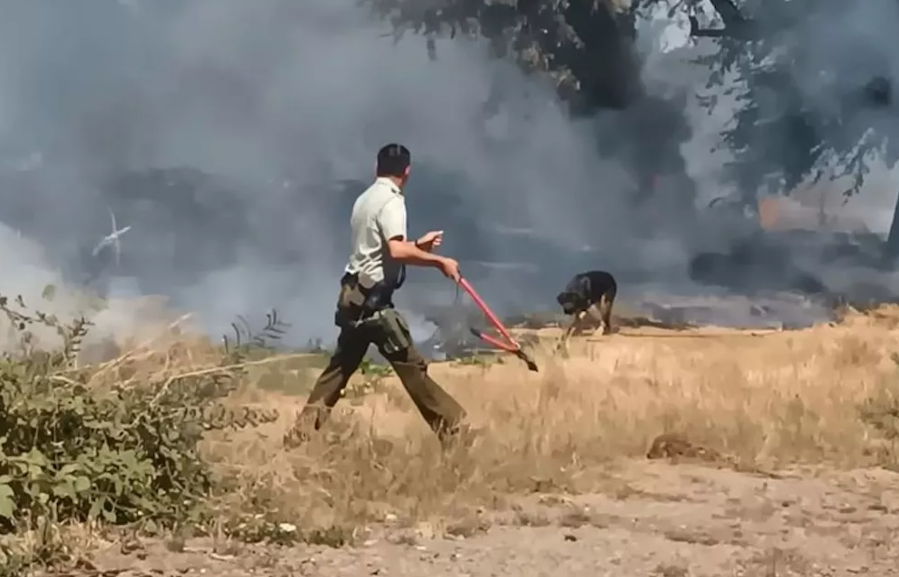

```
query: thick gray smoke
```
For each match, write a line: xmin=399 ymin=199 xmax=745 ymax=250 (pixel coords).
xmin=0 ymin=0 xmax=685 ymax=349
xmin=0 ymin=0 xmax=896 ymax=353
xmin=695 ymin=0 xmax=899 ymax=304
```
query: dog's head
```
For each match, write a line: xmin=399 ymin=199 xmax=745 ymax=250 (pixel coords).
xmin=556 ymin=291 xmax=579 ymax=315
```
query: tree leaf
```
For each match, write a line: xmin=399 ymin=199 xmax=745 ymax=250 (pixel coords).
xmin=0 ymin=483 xmax=15 ymax=519
xmin=0 ymin=495 xmax=15 ymax=520
xmin=74 ymin=475 xmax=91 ymax=494
xmin=53 ymin=482 xmax=75 ymax=500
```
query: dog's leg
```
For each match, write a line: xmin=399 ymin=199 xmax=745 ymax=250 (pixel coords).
xmin=555 ymin=316 xmax=576 ymax=353
xmin=581 ymin=304 xmax=604 ymax=338
xmin=556 ymin=311 xmax=586 ymax=354
xmin=598 ymin=291 xmax=614 ymax=335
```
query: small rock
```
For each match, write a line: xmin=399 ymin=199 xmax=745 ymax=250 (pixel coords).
xmin=563 ymin=534 xmax=577 ymax=542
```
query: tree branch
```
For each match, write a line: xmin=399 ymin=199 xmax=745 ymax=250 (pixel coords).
xmin=689 ymin=0 xmax=758 ymax=41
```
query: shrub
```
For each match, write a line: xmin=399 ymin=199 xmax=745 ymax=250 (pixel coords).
xmin=0 ymin=295 xmax=283 ymax=536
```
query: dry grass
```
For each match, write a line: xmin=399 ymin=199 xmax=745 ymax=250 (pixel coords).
xmin=12 ymin=303 xmax=899 ymax=566
xmin=190 ymin=305 xmax=899 ymax=537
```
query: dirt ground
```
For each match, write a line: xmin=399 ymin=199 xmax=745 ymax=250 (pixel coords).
xmin=83 ymin=462 xmax=899 ymax=577
xmin=40 ymin=308 xmax=899 ymax=576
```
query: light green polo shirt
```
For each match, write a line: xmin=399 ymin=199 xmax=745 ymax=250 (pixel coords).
xmin=345 ymin=177 xmax=407 ymax=290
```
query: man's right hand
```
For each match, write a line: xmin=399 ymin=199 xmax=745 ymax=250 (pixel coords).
xmin=438 ymin=257 xmax=461 ymax=282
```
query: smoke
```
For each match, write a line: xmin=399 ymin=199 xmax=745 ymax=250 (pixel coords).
xmin=728 ymin=0 xmax=899 ymax=297
xmin=696 ymin=0 xmax=899 ymax=209
xmin=0 ymin=0 xmax=895 ymax=353
xmin=636 ymin=0 xmax=899 ymax=313
xmin=0 ymin=0 xmax=691 ymax=349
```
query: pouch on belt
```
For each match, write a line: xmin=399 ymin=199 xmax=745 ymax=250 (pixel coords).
xmin=368 ymin=308 xmax=412 ymax=355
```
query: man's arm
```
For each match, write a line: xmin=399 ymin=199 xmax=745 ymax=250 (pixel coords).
xmin=386 ymin=237 xmax=447 ymax=268
xmin=378 ymin=197 xmax=447 ymax=269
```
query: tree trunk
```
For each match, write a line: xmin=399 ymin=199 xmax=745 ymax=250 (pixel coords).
xmin=884 ymin=187 xmax=899 ymax=265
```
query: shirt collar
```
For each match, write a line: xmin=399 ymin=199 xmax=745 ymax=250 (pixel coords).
xmin=375 ymin=177 xmax=403 ymax=196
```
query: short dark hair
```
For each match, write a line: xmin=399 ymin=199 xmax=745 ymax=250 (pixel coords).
xmin=376 ymin=143 xmax=411 ymax=177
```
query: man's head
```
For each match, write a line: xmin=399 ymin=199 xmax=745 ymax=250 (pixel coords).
xmin=376 ymin=143 xmax=412 ymax=188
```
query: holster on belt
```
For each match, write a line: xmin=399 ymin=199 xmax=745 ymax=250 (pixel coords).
xmin=334 ymin=273 xmax=411 ymax=354
xmin=333 ymin=273 xmax=392 ymax=326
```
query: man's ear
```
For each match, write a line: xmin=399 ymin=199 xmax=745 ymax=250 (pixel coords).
xmin=403 ymin=165 xmax=411 ymax=177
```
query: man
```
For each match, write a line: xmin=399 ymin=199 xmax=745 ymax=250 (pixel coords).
xmin=283 ymin=143 xmax=467 ymax=448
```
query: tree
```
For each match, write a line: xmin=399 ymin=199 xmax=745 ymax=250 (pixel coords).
xmin=366 ymin=0 xmax=899 ymax=262
xmin=678 ymin=0 xmax=898 ymax=257
xmin=362 ymin=0 xmax=697 ymax=213
xmin=362 ymin=0 xmax=642 ymax=113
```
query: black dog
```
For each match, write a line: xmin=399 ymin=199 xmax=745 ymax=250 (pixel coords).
xmin=555 ymin=270 xmax=618 ymax=351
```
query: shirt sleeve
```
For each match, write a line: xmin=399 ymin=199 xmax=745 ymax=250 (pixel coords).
xmin=376 ymin=196 xmax=407 ymax=241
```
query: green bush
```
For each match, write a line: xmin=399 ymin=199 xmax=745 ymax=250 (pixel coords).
xmin=0 ymin=295 xmax=283 ymax=535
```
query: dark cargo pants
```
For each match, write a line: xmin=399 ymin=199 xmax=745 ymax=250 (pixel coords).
xmin=283 ymin=308 xmax=467 ymax=447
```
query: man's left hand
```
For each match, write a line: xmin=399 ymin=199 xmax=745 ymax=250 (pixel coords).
xmin=415 ymin=230 xmax=444 ymax=252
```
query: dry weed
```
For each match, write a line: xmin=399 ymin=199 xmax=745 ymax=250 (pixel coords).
xmin=10 ymin=302 xmax=899 ymax=569
xmin=508 ymin=505 xmax=552 ymax=527
xmin=197 ymin=305 xmax=899 ymax=537
xmin=654 ymin=561 xmax=690 ymax=577
xmin=738 ymin=547 xmax=814 ymax=576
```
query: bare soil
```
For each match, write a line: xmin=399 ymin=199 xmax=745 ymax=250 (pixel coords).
xmin=68 ymin=460 xmax=899 ymax=576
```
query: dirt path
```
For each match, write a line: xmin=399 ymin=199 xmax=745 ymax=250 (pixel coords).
xmin=77 ymin=460 xmax=899 ymax=577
